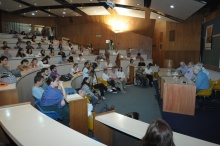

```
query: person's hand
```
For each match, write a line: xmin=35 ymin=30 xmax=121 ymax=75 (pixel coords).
xmin=61 ymin=99 xmax=65 ymax=106
xmin=58 ymin=81 xmax=64 ymax=88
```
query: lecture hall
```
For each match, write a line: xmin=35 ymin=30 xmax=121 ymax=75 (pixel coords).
xmin=0 ymin=0 xmax=220 ymax=146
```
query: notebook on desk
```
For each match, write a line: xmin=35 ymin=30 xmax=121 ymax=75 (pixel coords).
xmin=66 ymin=94 xmax=83 ymax=102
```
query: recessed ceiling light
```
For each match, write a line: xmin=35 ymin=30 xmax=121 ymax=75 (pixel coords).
xmin=24 ymin=13 xmax=26 ymax=15
xmin=63 ymin=12 xmax=66 ymax=14
xmin=49 ymin=15 xmax=50 ymax=16
xmin=80 ymin=7 xmax=83 ymax=9
xmin=32 ymin=13 xmax=35 ymax=15
xmin=158 ymin=16 xmax=161 ymax=18
xmin=0 ymin=2 xmax=1 ymax=4
xmin=90 ymin=0 xmax=92 ymax=1
xmin=70 ymin=0 xmax=72 ymax=2
xmin=34 ymin=3 xmax=37 ymax=6
xmin=170 ymin=5 xmax=174 ymax=8
xmin=63 ymin=16 xmax=64 ymax=17
xmin=64 ymin=8 xmax=66 ymax=10
xmin=35 ymin=11 xmax=37 ymax=12
xmin=137 ymin=4 xmax=139 ymax=6
xmin=48 ymin=9 xmax=50 ymax=11
xmin=93 ymin=10 xmax=96 ymax=12
xmin=19 ymin=5 xmax=22 ymax=7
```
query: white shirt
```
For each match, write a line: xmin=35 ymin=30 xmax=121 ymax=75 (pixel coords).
xmin=37 ymin=61 xmax=50 ymax=68
xmin=77 ymin=57 xmax=86 ymax=62
xmin=26 ymin=53 xmax=35 ymax=57
xmin=105 ymin=62 xmax=113 ymax=68
xmin=102 ymin=73 xmax=110 ymax=81
xmin=144 ymin=68 xmax=152 ymax=75
xmin=113 ymin=52 xmax=118 ymax=55
xmin=70 ymin=68 xmax=79 ymax=75
xmin=117 ymin=71 xmax=126 ymax=79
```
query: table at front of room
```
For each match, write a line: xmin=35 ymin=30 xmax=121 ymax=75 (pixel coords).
xmin=94 ymin=112 xmax=219 ymax=146
xmin=0 ymin=83 xmax=19 ymax=106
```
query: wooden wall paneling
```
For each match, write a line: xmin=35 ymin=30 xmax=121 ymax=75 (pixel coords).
xmin=0 ymin=89 xmax=19 ymax=106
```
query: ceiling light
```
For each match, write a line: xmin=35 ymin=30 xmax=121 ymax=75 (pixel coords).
xmin=32 ymin=13 xmax=35 ymax=15
xmin=48 ymin=9 xmax=50 ymax=11
xmin=19 ymin=5 xmax=22 ymax=7
xmin=34 ymin=3 xmax=37 ymax=6
xmin=0 ymin=2 xmax=1 ymax=4
xmin=64 ymin=8 xmax=66 ymax=10
xmin=63 ymin=12 xmax=66 ymax=14
xmin=35 ymin=11 xmax=37 ymax=12
xmin=170 ymin=5 xmax=174 ymax=8
xmin=137 ymin=4 xmax=139 ymax=6
xmin=90 ymin=0 xmax=92 ymax=1
xmin=158 ymin=16 xmax=161 ymax=18
xmin=24 ymin=13 xmax=26 ymax=15
xmin=80 ymin=7 xmax=83 ymax=9
xmin=63 ymin=16 xmax=64 ymax=17
xmin=49 ymin=15 xmax=50 ymax=16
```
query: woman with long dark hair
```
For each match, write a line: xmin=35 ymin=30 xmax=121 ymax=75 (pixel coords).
xmin=40 ymin=76 xmax=69 ymax=126
xmin=140 ymin=119 xmax=175 ymax=146
xmin=16 ymin=48 xmax=26 ymax=58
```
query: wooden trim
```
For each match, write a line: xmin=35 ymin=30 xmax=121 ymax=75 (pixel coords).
xmin=0 ymin=102 xmax=30 ymax=109
xmin=0 ymin=89 xmax=19 ymax=107
xmin=204 ymin=65 xmax=220 ymax=72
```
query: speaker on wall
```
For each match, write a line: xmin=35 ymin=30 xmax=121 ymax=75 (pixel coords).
xmin=144 ymin=0 xmax=152 ymax=8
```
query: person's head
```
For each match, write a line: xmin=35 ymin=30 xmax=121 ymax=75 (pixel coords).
xmin=103 ymin=68 xmax=108 ymax=74
xmin=69 ymin=43 xmax=72 ymax=47
xmin=180 ymin=62 xmax=186 ymax=68
xmin=125 ymin=112 xmax=140 ymax=120
xmin=193 ymin=64 xmax=202 ymax=75
xmin=197 ymin=62 xmax=204 ymax=67
xmin=147 ymin=63 xmax=153 ymax=69
xmin=34 ymin=75 xmax=44 ymax=87
xmin=26 ymin=41 xmax=31 ymax=46
xmin=3 ymin=46 xmax=9 ymax=53
xmin=79 ymin=54 xmax=83 ymax=58
xmin=187 ymin=62 xmax=194 ymax=68
xmin=16 ymin=41 xmax=20 ymax=46
xmin=68 ymin=56 xmax=74 ymax=62
xmin=40 ymin=49 xmax=45 ymax=55
xmin=41 ymin=68 xmax=49 ymax=76
xmin=73 ymin=63 xmax=78 ymax=69
xmin=112 ymin=67 xmax=117 ymax=73
xmin=50 ymin=48 xmax=54 ymax=54
xmin=21 ymin=59 xmax=29 ymax=66
xmin=62 ymin=55 xmax=66 ymax=60
xmin=84 ymin=61 xmax=90 ymax=68
xmin=0 ymin=56 xmax=8 ymax=66
xmin=41 ymin=57 xmax=48 ymax=64
xmin=46 ymin=76 xmax=59 ymax=87
xmin=137 ymin=53 xmax=141 ymax=56
xmin=45 ymin=55 xmax=50 ymax=61
xmin=3 ymin=41 xmax=7 ymax=46
xmin=38 ymin=43 xmax=41 ymax=47
xmin=127 ymin=53 xmax=131 ymax=57
xmin=18 ymin=48 xmax=25 ymax=54
xmin=26 ymin=48 xmax=33 ymax=54
xmin=118 ymin=67 xmax=123 ymax=72
xmin=140 ymin=119 xmax=175 ymax=146
xmin=50 ymin=64 xmax=57 ymax=72
xmin=31 ymin=38 xmax=35 ymax=42
xmin=31 ymin=58 xmax=38 ymax=65
xmin=81 ymin=77 xmax=90 ymax=87
xmin=97 ymin=59 xmax=101 ymax=64
xmin=140 ymin=58 xmax=144 ymax=62
xmin=60 ymin=48 xmax=63 ymax=52
xmin=49 ymin=44 xmax=53 ymax=48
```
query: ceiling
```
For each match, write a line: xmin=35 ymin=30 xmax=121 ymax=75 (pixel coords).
xmin=0 ymin=0 xmax=212 ymax=22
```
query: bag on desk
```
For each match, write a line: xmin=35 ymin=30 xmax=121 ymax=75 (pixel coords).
xmin=0 ymin=72 xmax=16 ymax=84
xmin=60 ymin=74 xmax=72 ymax=82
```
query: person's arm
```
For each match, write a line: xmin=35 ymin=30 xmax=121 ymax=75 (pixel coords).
xmin=59 ymin=81 xmax=66 ymax=106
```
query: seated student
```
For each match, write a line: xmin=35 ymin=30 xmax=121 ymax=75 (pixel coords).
xmin=177 ymin=61 xmax=188 ymax=75
xmin=13 ymin=32 xmax=22 ymax=43
xmin=81 ymin=77 xmax=100 ymax=105
xmin=144 ymin=63 xmax=153 ymax=87
xmin=184 ymin=62 xmax=196 ymax=80
xmin=36 ymin=43 xmax=43 ymax=49
xmin=105 ymin=59 xmax=113 ymax=68
xmin=16 ymin=48 xmax=26 ymax=58
xmin=38 ymin=49 xmax=45 ymax=57
xmin=50 ymin=48 xmax=55 ymax=56
xmin=193 ymin=64 xmax=210 ymax=93
xmin=48 ymin=44 xmax=54 ymax=50
xmin=77 ymin=54 xmax=86 ymax=62
xmin=32 ymin=75 xmax=45 ymax=100
xmin=197 ymin=62 xmax=210 ymax=79
xmin=138 ymin=58 xmax=146 ymax=66
xmin=25 ymin=41 xmax=34 ymax=50
xmin=16 ymin=59 xmax=30 ymax=71
xmin=136 ymin=53 xmax=143 ymax=61
xmin=110 ymin=67 xmax=126 ymax=93
xmin=113 ymin=49 xmax=119 ymax=55
xmin=102 ymin=68 xmax=117 ymax=93
xmin=58 ymin=55 xmax=68 ymax=64
xmin=58 ymin=48 xmax=65 ymax=56
xmin=1 ymin=41 xmax=10 ymax=49
xmin=96 ymin=59 xmax=103 ymax=69
xmin=83 ymin=61 xmax=92 ymax=79
xmin=68 ymin=56 xmax=74 ymax=63
xmin=40 ymin=76 xmax=69 ymax=126
xmin=125 ymin=53 xmax=132 ymax=60
xmin=26 ymin=48 xmax=35 ymax=57
xmin=0 ymin=56 xmax=11 ymax=74
xmin=136 ymin=66 xmax=147 ymax=86
xmin=69 ymin=47 xmax=76 ymax=55
xmin=117 ymin=67 xmax=127 ymax=89
xmin=29 ymin=58 xmax=39 ymax=69
xmin=68 ymin=43 xmax=73 ymax=50
xmin=14 ymin=41 xmax=22 ymax=49
xmin=50 ymin=64 xmax=60 ymax=77
xmin=140 ymin=119 xmax=175 ymax=146
xmin=37 ymin=56 xmax=50 ymax=68
xmin=70 ymin=63 xmax=79 ymax=76
xmin=96 ymin=53 xmax=106 ymax=61
xmin=31 ymin=37 xmax=37 ymax=44
xmin=1 ymin=46 xmax=12 ymax=60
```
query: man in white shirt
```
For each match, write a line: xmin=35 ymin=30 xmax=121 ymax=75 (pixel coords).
xmin=70 ymin=63 xmax=80 ymax=76
xmin=105 ymin=59 xmax=113 ymax=68
xmin=77 ymin=54 xmax=86 ymax=62
xmin=144 ymin=63 xmax=153 ymax=87
xmin=112 ymin=49 xmax=119 ymax=55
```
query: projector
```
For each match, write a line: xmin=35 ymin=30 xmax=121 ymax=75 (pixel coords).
xmin=106 ymin=0 xmax=115 ymax=9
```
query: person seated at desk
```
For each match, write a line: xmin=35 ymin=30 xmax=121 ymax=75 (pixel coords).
xmin=117 ymin=67 xmax=127 ymax=89
xmin=1 ymin=46 xmax=12 ymax=60
xmin=36 ymin=43 xmax=43 ymax=49
xmin=38 ymin=49 xmax=45 ymax=57
xmin=177 ymin=61 xmax=188 ymax=75
xmin=37 ymin=56 xmax=50 ymax=68
xmin=197 ymin=62 xmax=210 ymax=79
xmin=113 ymin=49 xmax=119 ymax=55
xmin=58 ymin=48 xmax=65 ymax=56
xmin=105 ymin=59 xmax=113 ymax=68
xmin=31 ymin=37 xmax=37 ymax=44
xmin=32 ymin=75 xmax=45 ymax=100
xmin=50 ymin=64 xmax=60 ymax=77
xmin=138 ymin=58 xmax=146 ymax=66
xmin=125 ymin=53 xmax=132 ymax=60
xmin=104 ymin=48 xmax=110 ymax=59
xmin=13 ymin=32 xmax=22 ymax=43
xmin=48 ymin=44 xmax=54 ymax=51
xmin=40 ymin=76 xmax=70 ymax=127
xmin=144 ymin=63 xmax=153 ymax=87
xmin=193 ymin=64 xmax=210 ymax=93
xmin=184 ymin=62 xmax=196 ymax=80
xmin=136 ymin=66 xmax=147 ymax=86
xmin=102 ymin=68 xmax=117 ymax=93
xmin=70 ymin=63 xmax=79 ymax=76
xmin=50 ymin=48 xmax=55 ymax=56
xmin=14 ymin=41 xmax=22 ymax=49
xmin=136 ymin=53 xmax=143 ymax=61
xmin=29 ymin=58 xmax=39 ymax=69
xmin=96 ymin=53 xmax=106 ymax=61
xmin=83 ymin=61 xmax=92 ymax=79
xmin=110 ymin=67 xmax=126 ymax=93
xmin=25 ymin=48 xmax=35 ymax=57
xmin=16 ymin=48 xmax=26 ymax=58
xmin=77 ymin=54 xmax=86 ymax=63
xmin=0 ymin=56 xmax=11 ymax=74
xmin=1 ymin=41 xmax=11 ymax=49
xmin=69 ymin=47 xmax=76 ymax=55
xmin=96 ymin=59 xmax=103 ymax=69
xmin=68 ymin=43 xmax=73 ymax=50
xmin=25 ymin=41 xmax=34 ymax=50
xmin=68 ymin=56 xmax=74 ymax=63
xmin=140 ymin=119 xmax=175 ymax=146
xmin=16 ymin=59 xmax=30 ymax=71
xmin=58 ymin=55 xmax=68 ymax=64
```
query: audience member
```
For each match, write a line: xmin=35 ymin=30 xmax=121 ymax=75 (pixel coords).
xmin=177 ymin=61 xmax=188 ymax=75
xmin=1 ymin=41 xmax=10 ymax=49
xmin=68 ymin=56 xmax=74 ymax=63
xmin=140 ymin=119 xmax=175 ymax=146
xmin=38 ymin=49 xmax=45 ymax=57
xmin=29 ymin=58 xmax=39 ymax=69
xmin=50 ymin=64 xmax=60 ymax=77
xmin=12 ymin=32 xmax=22 ymax=43
xmin=58 ymin=55 xmax=68 ymax=64
xmin=117 ymin=67 xmax=127 ymax=89
xmin=105 ymin=59 xmax=113 ymax=68
xmin=96 ymin=59 xmax=103 ymax=69
xmin=70 ymin=63 xmax=79 ymax=75
xmin=32 ymin=75 xmax=45 ymax=100
xmin=48 ymin=44 xmax=54 ymax=50
xmin=68 ymin=43 xmax=73 ymax=50
xmin=14 ymin=42 xmax=22 ymax=49
xmin=96 ymin=53 xmax=106 ymax=61
xmin=136 ymin=66 xmax=147 ymax=86
xmin=102 ymin=68 xmax=117 ymax=93
xmin=37 ymin=56 xmax=50 ymax=68
xmin=77 ymin=54 xmax=86 ymax=62
xmin=138 ymin=58 xmax=146 ymax=66
xmin=16 ymin=48 xmax=26 ymax=58
xmin=31 ymin=37 xmax=37 ymax=44
xmin=50 ymin=48 xmax=55 ymax=56
xmin=104 ymin=48 xmax=110 ymax=59
xmin=49 ymin=27 xmax=55 ymax=42
xmin=125 ymin=53 xmax=132 ymax=60
xmin=36 ymin=43 xmax=43 ymax=49
xmin=83 ymin=61 xmax=92 ymax=79
xmin=193 ymin=64 xmax=210 ymax=93
xmin=69 ymin=47 xmax=76 ymax=55
xmin=58 ymin=48 xmax=65 ymax=56
xmin=110 ymin=67 xmax=126 ymax=93
xmin=40 ymin=76 xmax=69 ymax=126
xmin=0 ymin=56 xmax=10 ymax=74
xmin=184 ymin=62 xmax=196 ymax=80
xmin=26 ymin=48 xmax=34 ymax=57
xmin=136 ymin=53 xmax=143 ymax=61
xmin=113 ymin=49 xmax=119 ymax=55
xmin=25 ymin=41 xmax=34 ymax=50
xmin=197 ymin=62 xmax=210 ymax=79
xmin=16 ymin=59 xmax=30 ymax=71
xmin=144 ymin=63 xmax=153 ymax=87
xmin=1 ymin=46 xmax=12 ymax=60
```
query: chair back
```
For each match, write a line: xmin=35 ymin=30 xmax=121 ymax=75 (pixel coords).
xmin=84 ymin=95 xmax=91 ymax=104
xmin=214 ymin=79 xmax=220 ymax=90
xmin=35 ymin=100 xmax=63 ymax=120
xmin=196 ymin=83 xmax=214 ymax=97
xmin=97 ymin=78 xmax=109 ymax=86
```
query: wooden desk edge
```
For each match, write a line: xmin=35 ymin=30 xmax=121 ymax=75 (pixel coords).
xmin=0 ymin=102 xmax=31 ymax=109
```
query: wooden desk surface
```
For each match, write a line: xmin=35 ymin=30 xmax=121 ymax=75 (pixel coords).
xmin=0 ymin=84 xmax=16 ymax=91
xmin=162 ymin=76 xmax=195 ymax=85
xmin=0 ymin=103 xmax=106 ymax=146
xmin=95 ymin=112 xmax=219 ymax=146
